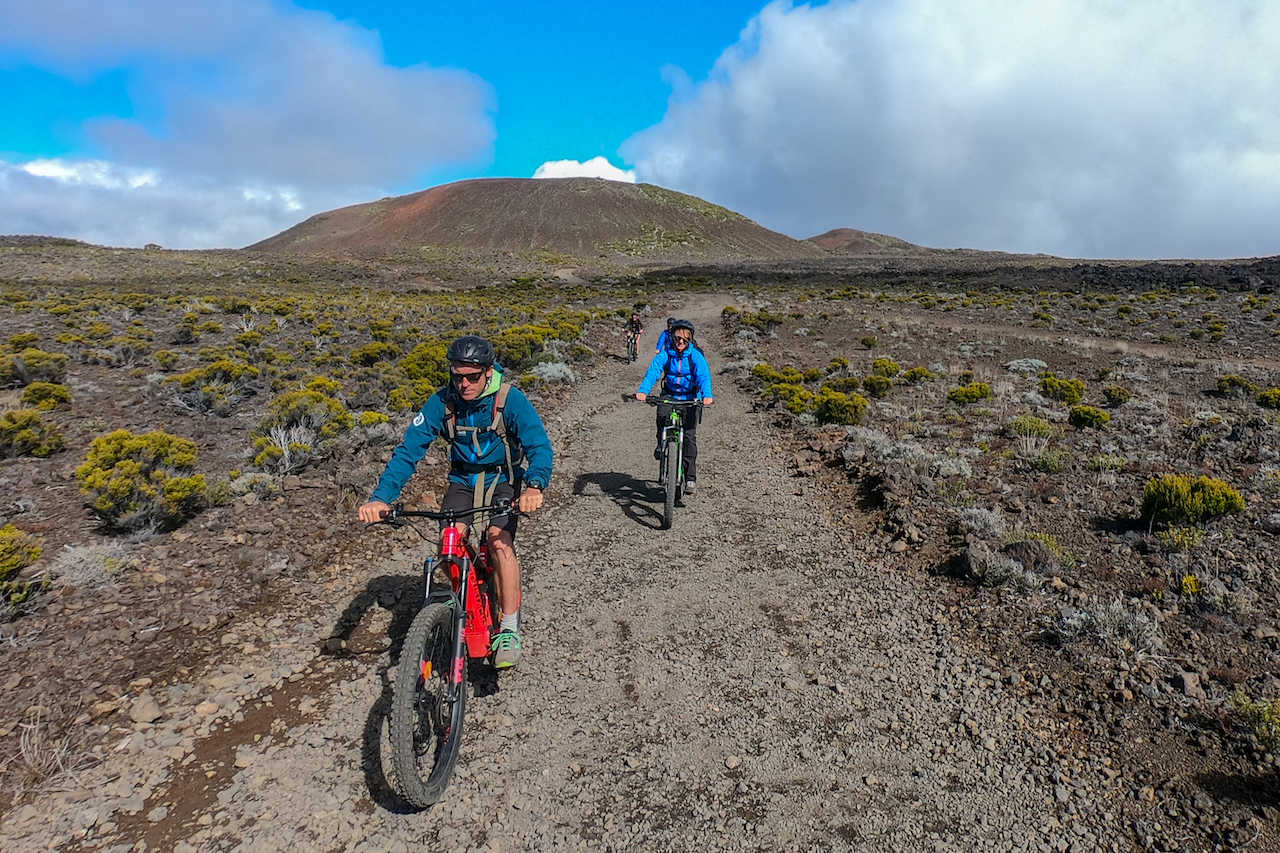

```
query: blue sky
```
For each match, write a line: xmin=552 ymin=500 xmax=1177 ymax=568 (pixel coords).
xmin=2 ymin=1 xmax=1280 ymax=258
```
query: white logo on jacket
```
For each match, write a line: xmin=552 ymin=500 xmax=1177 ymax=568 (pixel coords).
xmin=413 ymin=412 xmax=425 ymax=427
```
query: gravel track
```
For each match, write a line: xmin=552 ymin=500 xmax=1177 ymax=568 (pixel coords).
xmin=6 ymin=302 xmax=1138 ymax=852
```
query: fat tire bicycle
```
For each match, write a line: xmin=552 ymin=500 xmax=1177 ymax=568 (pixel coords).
xmin=626 ymin=395 xmax=704 ymax=530
xmin=370 ymin=500 xmax=517 ymax=808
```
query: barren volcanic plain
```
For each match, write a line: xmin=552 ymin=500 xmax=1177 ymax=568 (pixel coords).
xmin=1 ymin=180 xmax=1278 ymax=851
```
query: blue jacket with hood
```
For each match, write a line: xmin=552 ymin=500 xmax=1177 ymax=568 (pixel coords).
xmin=637 ymin=345 xmax=713 ymax=401
xmin=370 ymin=367 xmax=553 ymax=503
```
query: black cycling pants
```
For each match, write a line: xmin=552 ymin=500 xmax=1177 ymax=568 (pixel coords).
xmin=656 ymin=403 xmax=701 ymax=480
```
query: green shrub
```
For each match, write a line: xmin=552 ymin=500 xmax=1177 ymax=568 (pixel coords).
xmin=815 ymin=389 xmax=869 ymax=425
xmin=1217 ymin=375 xmax=1259 ymax=397
xmin=0 ymin=523 xmax=46 ymax=615
xmin=1141 ymin=474 xmax=1245 ymax=525
xmin=351 ymin=341 xmax=402 ymax=366
xmin=400 ymin=339 xmax=450 ymax=386
xmin=154 ymin=349 xmax=180 ymax=371
xmin=1155 ymin=526 xmax=1205 ymax=552
xmin=1040 ymin=373 xmax=1085 ymax=405
xmin=948 ymin=382 xmax=993 ymax=405
xmin=822 ymin=376 xmax=864 ymax=394
xmin=751 ymin=363 xmax=806 ymax=385
xmin=1232 ymin=691 xmax=1280 ymax=752
xmin=1029 ymin=450 xmax=1067 ymax=473
xmin=1007 ymin=414 xmax=1054 ymax=439
xmin=1068 ymin=405 xmax=1111 ymax=430
xmin=75 ymin=429 xmax=207 ymax=530
xmin=1 ymin=348 xmax=69 ymax=387
xmin=252 ymin=385 xmax=355 ymax=472
xmin=900 ymin=366 xmax=935 ymax=384
xmin=20 ymin=381 xmax=71 ymax=410
xmin=861 ymin=374 xmax=892 ymax=398
xmin=860 ymin=335 xmax=878 ymax=349
xmin=1088 ymin=454 xmax=1127 ymax=472
xmin=1257 ymin=388 xmax=1280 ymax=409
xmin=826 ymin=357 xmax=849 ymax=373
xmin=0 ymin=409 xmax=66 ymax=458
xmin=9 ymin=332 xmax=39 ymax=351
xmin=870 ymin=357 xmax=901 ymax=378
xmin=1101 ymin=384 xmax=1132 ymax=407
xmin=767 ymin=383 xmax=818 ymax=414
xmin=358 ymin=410 xmax=390 ymax=427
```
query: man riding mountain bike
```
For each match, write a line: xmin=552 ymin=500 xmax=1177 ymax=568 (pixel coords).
xmin=357 ymin=335 xmax=553 ymax=668
xmin=635 ymin=319 xmax=713 ymax=492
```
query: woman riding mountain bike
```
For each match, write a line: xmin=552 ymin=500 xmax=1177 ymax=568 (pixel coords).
xmin=636 ymin=318 xmax=713 ymax=493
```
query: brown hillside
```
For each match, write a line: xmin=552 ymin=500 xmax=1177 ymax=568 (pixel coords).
xmin=249 ymin=177 xmax=826 ymax=263
xmin=806 ymin=227 xmax=930 ymax=255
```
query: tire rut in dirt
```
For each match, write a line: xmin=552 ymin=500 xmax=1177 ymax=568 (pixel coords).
xmin=388 ymin=602 xmax=465 ymax=808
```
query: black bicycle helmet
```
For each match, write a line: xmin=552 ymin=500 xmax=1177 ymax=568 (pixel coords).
xmin=666 ymin=316 xmax=676 ymax=328
xmin=446 ymin=335 xmax=495 ymax=366
xmin=671 ymin=318 xmax=695 ymax=336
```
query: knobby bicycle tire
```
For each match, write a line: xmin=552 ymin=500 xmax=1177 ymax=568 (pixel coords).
xmin=662 ymin=445 xmax=678 ymax=529
xmin=390 ymin=602 xmax=466 ymax=808
xmin=627 ymin=336 xmax=637 ymax=362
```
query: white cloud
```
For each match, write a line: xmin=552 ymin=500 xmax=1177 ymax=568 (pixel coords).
xmin=623 ymin=0 xmax=1280 ymax=259
xmin=1 ymin=159 xmax=351 ymax=248
xmin=533 ymin=157 xmax=636 ymax=182
xmin=0 ymin=0 xmax=494 ymax=247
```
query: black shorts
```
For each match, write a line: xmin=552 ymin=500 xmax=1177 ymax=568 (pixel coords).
xmin=440 ymin=479 xmax=520 ymax=536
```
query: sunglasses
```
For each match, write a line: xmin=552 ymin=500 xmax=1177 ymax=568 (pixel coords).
xmin=450 ymin=369 xmax=486 ymax=385
xmin=673 ymin=334 xmax=692 ymax=344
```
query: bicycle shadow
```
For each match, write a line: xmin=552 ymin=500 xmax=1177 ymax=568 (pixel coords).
xmin=572 ymin=471 xmax=665 ymax=530
xmin=333 ymin=574 xmax=505 ymax=813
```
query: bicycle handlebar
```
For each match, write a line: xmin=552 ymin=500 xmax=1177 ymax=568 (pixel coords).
xmin=376 ymin=499 xmax=518 ymax=525
xmin=621 ymin=393 xmax=706 ymax=407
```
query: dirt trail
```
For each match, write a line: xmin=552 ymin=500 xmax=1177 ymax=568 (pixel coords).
xmin=8 ymin=300 xmax=1135 ymax=851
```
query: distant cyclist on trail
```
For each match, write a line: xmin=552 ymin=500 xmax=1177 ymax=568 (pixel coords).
xmin=357 ymin=335 xmax=553 ymax=668
xmin=625 ymin=312 xmax=644 ymax=338
xmin=635 ymin=318 xmax=713 ymax=492
xmin=654 ymin=316 xmax=675 ymax=354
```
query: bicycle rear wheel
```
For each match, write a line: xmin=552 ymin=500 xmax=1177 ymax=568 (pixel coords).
xmin=390 ymin=602 xmax=466 ymax=808
xmin=662 ymin=445 xmax=678 ymax=529
xmin=627 ymin=335 xmax=637 ymax=362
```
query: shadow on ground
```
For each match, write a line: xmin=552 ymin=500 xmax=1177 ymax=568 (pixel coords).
xmin=572 ymin=471 xmax=666 ymax=530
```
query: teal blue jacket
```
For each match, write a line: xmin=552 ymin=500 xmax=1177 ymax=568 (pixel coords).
xmin=371 ymin=370 xmax=553 ymax=502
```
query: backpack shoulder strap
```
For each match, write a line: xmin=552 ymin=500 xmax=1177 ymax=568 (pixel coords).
xmin=490 ymin=382 xmax=512 ymax=434
xmin=443 ymin=397 xmax=458 ymax=441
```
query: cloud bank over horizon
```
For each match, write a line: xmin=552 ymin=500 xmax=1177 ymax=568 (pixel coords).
xmin=0 ymin=0 xmax=494 ymax=248
xmin=624 ymin=0 xmax=1280 ymax=259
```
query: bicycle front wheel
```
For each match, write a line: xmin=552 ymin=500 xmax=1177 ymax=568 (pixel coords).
xmin=662 ymin=445 xmax=678 ymax=529
xmin=627 ymin=336 xmax=637 ymax=362
xmin=390 ymin=603 xmax=466 ymax=808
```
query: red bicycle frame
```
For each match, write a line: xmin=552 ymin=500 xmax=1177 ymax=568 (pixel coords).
xmin=439 ymin=526 xmax=498 ymax=660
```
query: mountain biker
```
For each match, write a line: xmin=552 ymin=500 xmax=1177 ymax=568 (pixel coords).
xmin=357 ymin=334 xmax=553 ymax=668
xmin=654 ymin=316 xmax=675 ymax=354
xmin=635 ymin=319 xmax=713 ymax=493
xmin=625 ymin=312 xmax=644 ymax=338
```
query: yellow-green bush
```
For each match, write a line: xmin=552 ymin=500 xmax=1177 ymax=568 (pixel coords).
xmin=1101 ymin=384 xmax=1132 ymax=407
xmin=822 ymin=376 xmax=863 ymax=394
xmin=1231 ymin=691 xmax=1280 ymax=752
xmin=862 ymin=374 xmax=892 ymax=398
xmin=815 ymin=389 xmax=869 ymax=425
xmin=351 ymin=341 xmax=402 ymax=366
xmin=752 ymin=363 xmax=805 ymax=385
xmin=1040 ymin=373 xmax=1085 ymax=405
xmin=901 ymin=366 xmax=935 ymax=384
xmin=1257 ymin=388 xmax=1280 ymax=409
xmin=1141 ymin=474 xmax=1245 ymax=525
xmin=768 ymin=383 xmax=818 ymax=414
xmin=493 ymin=324 xmax=556 ymax=368
xmin=1217 ymin=375 xmax=1258 ymax=397
xmin=948 ymin=382 xmax=993 ymax=405
xmin=0 ymin=409 xmax=66 ymax=458
xmin=252 ymin=383 xmax=354 ymax=471
xmin=1 ymin=348 xmax=69 ymax=387
xmin=20 ymin=381 xmax=71 ymax=410
xmin=1068 ymin=405 xmax=1111 ymax=430
xmin=870 ymin=357 xmax=900 ymax=378
xmin=400 ymin=339 xmax=450 ymax=386
xmin=1 ymin=523 xmax=46 ymax=614
xmin=358 ymin=410 xmax=390 ymax=427
xmin=9 ymin=332 xmax=39 ymax=351
xmin=75 ymin=429 xmax=207 ymax=530
xmin=170 ymin=359 xmax=260 ymax=390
